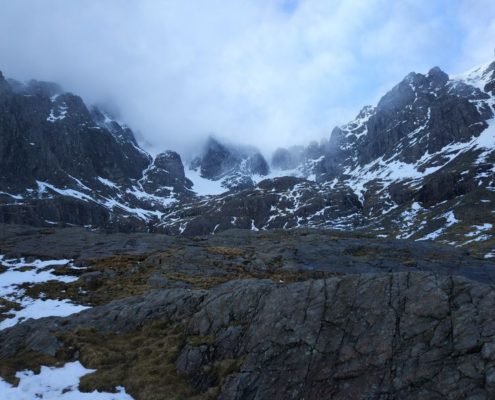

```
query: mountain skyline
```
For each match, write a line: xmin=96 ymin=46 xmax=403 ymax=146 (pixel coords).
xmin=2 ymin=55 xmax=495 ymax=164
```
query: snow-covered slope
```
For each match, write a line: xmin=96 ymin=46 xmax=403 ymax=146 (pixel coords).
xmin=188 ymin=137 xmax=270 ymax=192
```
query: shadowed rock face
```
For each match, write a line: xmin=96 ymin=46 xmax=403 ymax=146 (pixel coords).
xmin=359 ymin=68 xmax=490 ymax=165
xmin=159 ymin=63 xmax=495 ymax=255
xmin=141 ymin=151 xmax=193 ymax=196
xmin=0 ymin=76 xmax=194 ymax=230
xmin=0 ymin=80 xmax=149 ymax=190
xmin=193 ymin=137 xmax=239 ymax=180
xmin=321 ymin=65 xmax=493 ymax=175
xmin=205 ymin=273 xmax=495 ymax=400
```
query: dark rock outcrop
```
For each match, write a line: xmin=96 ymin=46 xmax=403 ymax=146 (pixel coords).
xmin=2 ymin=272 xmax=495 ymax=399
xmin=178 ymin=61 xmax=495 ymax=253
xmin=1 ymin=57 xmax=495 ymax=256
xmin=141 ymin=151 xmax=193 ymax=197
xmin=1 ymin=225 xmax=495 ymax=398
xmin=0 ymin=73 xmax=195 ymax=230
xmin=190 ymin=137 xmax=269 ymax=190
xmin=0 ymin=80 xmax=152 ymax=191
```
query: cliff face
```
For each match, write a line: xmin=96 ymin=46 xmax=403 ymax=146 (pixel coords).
xmin=189 ymin=136 xmax=270 ymax=190
xmin=0 ymin=77 xmax=193 ymax=230
xmin=5 ymin=273 xmax=495 ymax=400
xmin=187 ymin=273 xmax=495 ymax=400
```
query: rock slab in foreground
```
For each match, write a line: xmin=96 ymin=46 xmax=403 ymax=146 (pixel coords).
xmin=1 ymin=272 xmax=495 ymax=399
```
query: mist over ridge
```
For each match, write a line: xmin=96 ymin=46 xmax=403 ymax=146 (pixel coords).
xmin=1 ymin=0 xmax=494 ymax=159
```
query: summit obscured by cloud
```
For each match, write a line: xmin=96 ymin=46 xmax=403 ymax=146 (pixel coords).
xmin=0 ymin=0 xmax=494 ymax=156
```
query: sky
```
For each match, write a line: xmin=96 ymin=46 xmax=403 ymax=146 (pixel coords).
xmin=0 ymin=0 xmax=494 ymax=158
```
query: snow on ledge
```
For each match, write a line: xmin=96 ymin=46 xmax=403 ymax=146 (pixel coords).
xmin=186 ymin=167 xmax=227 ymax=196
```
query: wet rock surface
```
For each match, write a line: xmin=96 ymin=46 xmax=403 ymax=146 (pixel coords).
xmin=2 ymin=272 xmax=495 ymax=399
xmin=1 ymin=225 xmax=495 ymax=399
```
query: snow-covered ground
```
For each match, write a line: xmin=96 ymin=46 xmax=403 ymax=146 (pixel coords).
xmin=0 ymin=256 xmax=136 ymax=398
xmin=0 ymin=362 xmax=133 ymax=400
xmin=0 ymin=256 xmax=89 ymax=330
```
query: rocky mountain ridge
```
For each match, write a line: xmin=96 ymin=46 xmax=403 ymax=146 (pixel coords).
xmin=0 ymin=75 xmax=194 ymax=230
xmin=159 ymin=61 xmax=495 ymax=258
xmin=0 ymin=58 xmax=494 ymax=257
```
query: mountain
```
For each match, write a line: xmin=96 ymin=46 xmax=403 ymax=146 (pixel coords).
xmin=0 ymin=58 xmax=494 ymax=258
xmin=159 ymin=62 xmax=495 ymax=258
xmin=0 ymin=74 xmax=193 ymax=231
xmin=189 ymin=136 xmax=270 ymax=191
xmin=1 ymin=58 xmax=495 ymax=399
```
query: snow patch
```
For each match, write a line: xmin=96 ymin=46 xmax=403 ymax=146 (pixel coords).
xmin=0 ymin=361 xmax=133 ymax=400
xmin=186 ymin=167 xmax=227 ymax=196
xmin=126 ymin=186 xmax=175 ymax=207
xmin=439 ymin=211 xmax=459 ymax=228
xmin=37 ymin=181 xmax=94 ymax=202
xmin=47 ymin=103 xmax=68 ymax=122
xmin=451 ymin=61 xmax=494 ymax=92
xmin=396 ymin=202 xmax=425 ymax=239
xmin=0 ymin=191 xmax=23 ymax=200
xmin=464 ymin=223 xmax=493 ymax=244
xmin=97 ymin=177 xmax=118 ymax=188
xmin=103 ymin=198 xmax=163 ymax=220
xmin=0 ymin=256 xmax=89 ymax=330
xmin=417 ymin=228 xmax=444 ymax=241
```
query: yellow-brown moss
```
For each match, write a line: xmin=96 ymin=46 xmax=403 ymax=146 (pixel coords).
xmin=0 ymin=298 xmax=21 ymax=323
xmin=22 ymin=254 xmax=153 ymax=307
xmin=58 ymin=323 xmax=199 ymax=400
xmin=0 ymin=321 xmax=244 ymax=400
xmin=88 ymin=255 xmax=148 ymax=270
xmin=0 ymin=351 xmax=61 ymax=385
xmin=207 ymin=247 xmax=245 ymax=257
xmin=342 ymin=246 xmax=382 ymax=257
xmin=187 ymin=334 xmax=216 ymax=347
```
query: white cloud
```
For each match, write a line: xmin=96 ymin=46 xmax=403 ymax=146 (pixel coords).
xmin=455 ymin=0 xmax=495 ymax=71
xmin=0 ymin=0 xmax=494 ymax=158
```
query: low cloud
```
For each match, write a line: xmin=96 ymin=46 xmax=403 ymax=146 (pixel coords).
xmin=0 ymin=0 xmax=494 ymax=158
